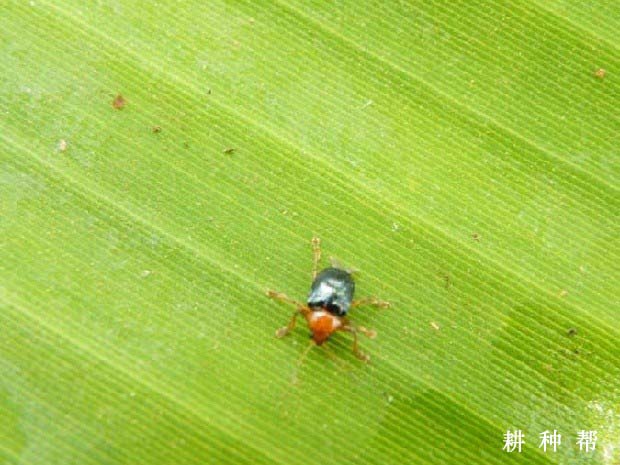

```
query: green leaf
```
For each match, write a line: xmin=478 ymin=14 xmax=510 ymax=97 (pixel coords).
xmin=1 ymin=1 xmax=618 ymax=464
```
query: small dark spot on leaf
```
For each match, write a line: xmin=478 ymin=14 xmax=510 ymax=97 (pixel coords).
xmin=152 ymin=126 xmax=162 ymax=133
xmin=472 ymin=233 xmax=480 ymax=241
xmin=223 ymin=147 xmax=235 ymax=154
xmin=567 ymin=327 xmax=577 ymax=337
xmin=594 ymin=68 xmax=606 ymax=79
xmin=437 ymin=272 xmax=451 ymax=289
xmin=112 ymin=94 xmax=126 ymax=109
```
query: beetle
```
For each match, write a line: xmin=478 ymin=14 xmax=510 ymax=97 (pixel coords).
xmin=266 ymin=237 xmax=389 ymax=361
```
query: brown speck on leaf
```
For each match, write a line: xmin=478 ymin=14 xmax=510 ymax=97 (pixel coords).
xmin=472 ymin=233 xmax=480 ymax=241
xmin=567 ymin=327 xmax=578 ymax=337
xmin=594 ymin=68 xmax=606 ymax=79
xmin=112 ymin=94 xmax=126 ymax=109
xmin=223 ymin=147 xmax=235 ymax=154
xmin=152 ymin=126 xmax=162 ymax=133
xmin=430 ymin=321 xmax=440 ymax=331
xmin=58 ymin=139 xmax=68 ymax=152
xmin=437 ymin=272 xmax=451 ymax=289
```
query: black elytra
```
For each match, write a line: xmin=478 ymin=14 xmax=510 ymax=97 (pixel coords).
xmin=307 ymin=267 xmax=355 ymax=317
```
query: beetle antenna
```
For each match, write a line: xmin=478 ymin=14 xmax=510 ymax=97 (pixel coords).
xmin=322 ymin=344 xmax=351 ymax=373
xmin=291 ymin=340 xmax=316 ymax=385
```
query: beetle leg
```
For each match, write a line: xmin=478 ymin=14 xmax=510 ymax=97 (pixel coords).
xmin=356 ymin=325 xmax=377 ymax=339
xmin=311 ymin=237 xmax=321 ymax=279
xmin=342 ymin=324 xmax=372 ymax=362
xmin=276 ymin=310 xmax=299 ymax=338
xmin=266 ymin=290 xmax=305 ymax=308
xmin=350 ymin=296 xmax=390 ymax=309
xmin=267 ymin=290 xmax=311 ymax=337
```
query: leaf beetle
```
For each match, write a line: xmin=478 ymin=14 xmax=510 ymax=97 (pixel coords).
xmin=267 ymin=237 xmax=389 ymax=362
